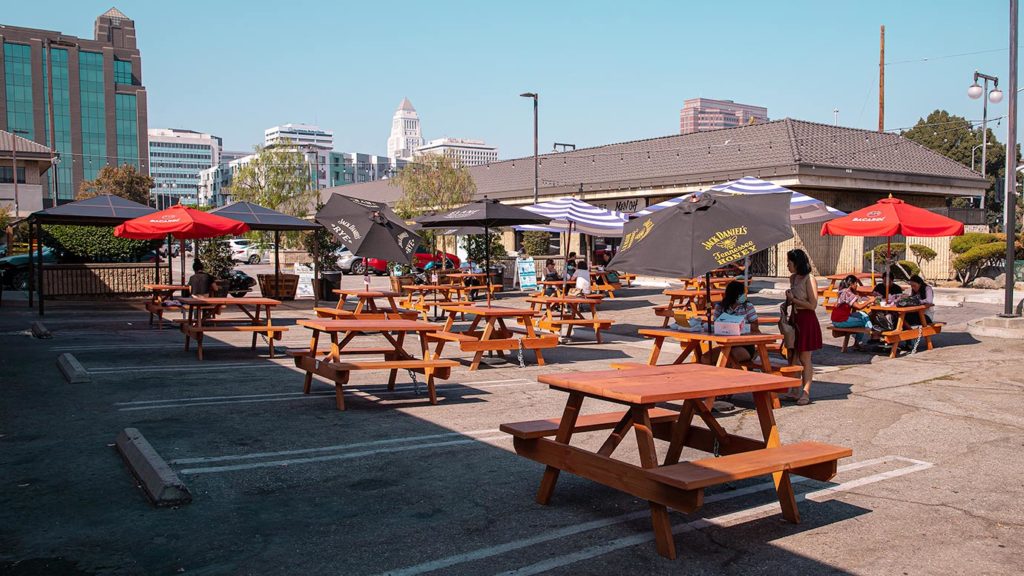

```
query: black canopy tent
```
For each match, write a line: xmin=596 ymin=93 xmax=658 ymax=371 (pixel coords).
xmin=27 ymin=194 xmax=157 ymax=315
xmin=210 ymin=202 xmax=322 ymax=302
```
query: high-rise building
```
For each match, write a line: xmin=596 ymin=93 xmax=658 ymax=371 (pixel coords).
xmin=679 ymin=98 xmax=767 ymax=134
xmin=329 ymin=152 xmax=407 ymax=186
xmin=386 ymin=97 xmax=423 ymax=160
xmin=197 ymin=149 xmax=248 ymax=207
xmin=264 ymin=123 xmax=333 ymax=149
xmin=416 ymin=137 xmax=498 ymax=166
xmin=147 ymin=128 xmax=221 ymax=208
xmin=0 ymin=8 xmax=149 ymax=205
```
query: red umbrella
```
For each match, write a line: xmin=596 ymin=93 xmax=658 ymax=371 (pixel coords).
xmin=821 ymin=195 xmax=964 ymax=298
xmin=115 ymin=205 xmax=250 ymax=283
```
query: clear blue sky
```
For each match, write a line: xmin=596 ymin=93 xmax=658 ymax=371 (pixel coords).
xmin=3 ymin=1 xmax=1017 ymax=158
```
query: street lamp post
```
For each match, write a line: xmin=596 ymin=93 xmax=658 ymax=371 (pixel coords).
xmin=1002 ymin=0 xmax=1019 ymax=317
xmin=968 ymin=71 xmax=1004 ymax=210
xmin=520 ymin=92 xmax=539 ymax=203
xmin=971 ymin=142 xmax=991 ymax=172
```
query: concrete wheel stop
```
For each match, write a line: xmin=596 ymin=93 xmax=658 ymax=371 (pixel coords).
xmin=115 ymin=428 xmax=192 ymax=507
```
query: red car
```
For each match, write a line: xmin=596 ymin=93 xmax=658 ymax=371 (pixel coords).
xmin=354 ymin=248 xmax=460 ymax=275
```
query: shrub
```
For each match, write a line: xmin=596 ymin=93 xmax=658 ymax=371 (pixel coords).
xmin=950 ymin=233 xmax=997 ymax=254
xmin=462 ymin=233 xmax=507 ymax=264
xmin=43 ymin=225 xmax=157 ymax=262
xmin=302 ymin=227 xmax=343 ymax=273
xmin=196 ymin=237 xmax=235 ymax=279
xmin=908 ymin=244 xmax=937 ymax=267
xmin=889 ymin=260 xmax=920 ymax=280
xmin=521 ymin=231 xmax=552 ymax=256
xmin=953 ymin=241 xmax=1006 ymax=286
xmin=863 ymin=242 xmax=905 ymax=263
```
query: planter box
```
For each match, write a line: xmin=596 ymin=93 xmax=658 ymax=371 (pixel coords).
xmin=389 ymin=275 xmax=417 ymax=293
xmin=257 ymin=273 xmax=299 ymax=300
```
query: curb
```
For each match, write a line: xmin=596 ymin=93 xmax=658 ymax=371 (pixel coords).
xmin=56 ymin=353 xmax=90 ymax=384
xmin=967 ymin=316 xmax=1024 ymax=340
xmin=115 ymin=428 xmax=191 ymax=507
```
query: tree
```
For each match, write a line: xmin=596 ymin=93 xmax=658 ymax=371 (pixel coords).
xmin=78 ymin=164 xmax=154 ymax=205
xmin=521 ymin=231 xmax=552 ymax=256
xmin=902 ymin=110 xmax=1009 ymax=221
xmin=230 ymin=143 xmax=317 ymax=218
xmin=392 ymin=154 xmax=476 ymax=268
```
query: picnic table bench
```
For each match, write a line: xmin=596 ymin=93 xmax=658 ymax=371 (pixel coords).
xmin=427 ymin=305 xmax=558 ymax=370
xmin=290 ymin=318 xmax=459 ymax=409
xmin=144 ymin=284 xmax=190 ymax=328
xmin=315 ymin=288 xmax=419 ymax=321
xmin=830 ymin=304 xmax=944 ymax=357
xmin=178 ymin=297 xmax=287 ymax=360
xmin=820 ymin=272 xmax=875 ymax=311
xmin=589 ymin=269 xmax=621 ymax=298
xmin=501 ymin=364 xmax=852 ymax=559
xmin=525 ymin=296 xmax=614 ymax=343
xmin=654 ymin=288 xmax=724 ymax=327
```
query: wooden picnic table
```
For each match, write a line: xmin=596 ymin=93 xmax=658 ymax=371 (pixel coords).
xmin=429 ymin=305 xmax=558 ymax=370
xmin=290 ymin=318 xmax=457 ymax=409
xmin=446 ymin=272 xmax=499 ymax=300
xmin=589 ymin=269 xmax=621 ymax=298
xmin=315 ymin=289 xmax=419 ymax=321
xmin=536 ymin=278 xmax=573 ymax=297
xmin=821 ymin=272 xmax=876 ymax=310
xmin=830 ymin=304 xmax=943 ymax=357
xmin=680 ymin=276 xmax=735 ymax=290
xmin=526 ymin=295 xmax=614 ymax=343
xmin=178 ymin=296 xmax=286 ymax=360
xmin=400 ymin=284 xmax=462 ymax=320
xmin=501 ymin=364 xmax=852 ymax=559
xmin=654 ymin=288 xmax=725 ymax=327
xmin=144 ymin=284 xmax=190 ymax=329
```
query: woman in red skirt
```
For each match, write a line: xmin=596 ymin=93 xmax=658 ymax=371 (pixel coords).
xmin=784 ymin=249 xmax=821 ymax=405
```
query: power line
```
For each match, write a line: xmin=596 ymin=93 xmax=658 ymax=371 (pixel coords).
xmin=885 ymin=44 xmax=1024 ymax=66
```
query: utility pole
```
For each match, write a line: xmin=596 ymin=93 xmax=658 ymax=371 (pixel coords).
xmin=11 ymin=147 xmax=19 ymax=217
xmin=878 ymin=25 xmax=885 ymax=132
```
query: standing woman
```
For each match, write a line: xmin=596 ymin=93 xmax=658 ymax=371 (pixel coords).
xmin=784 ymin=249 xmax=821 ymax=405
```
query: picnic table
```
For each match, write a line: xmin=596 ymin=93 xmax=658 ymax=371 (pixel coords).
xmin=144 ymin=283 xmax=189 ymax=329
xmin=536 ymin=278 xmax=573 ymax=298
xmin=654 ymin=288 xmax=724 ymax=327
xmin=821 ymin=272 xmax=875 ymax=310
xmin=589 ymin=269 xmax=621 ymax=298
xmin=289 ymin=318 xmax=458 ymax=409
xmin=400 ymin=284 xmax=464 ymax=321
xmin=830 ymin=304 xmax=943 ymax=357
xmin=178 ymin=296 xmax=287 ymax=360
xmin=680 ymin=276 xmax=735 ymax=290
xmin=446 ymin=272 xmax=499 ymax=299
xmin=525 ymin=295 xmax=614 ymax=343
xmin=315 ymin=289 xmax=419 ymax=321
xmin=428 ymin=305 xmax=558 ymax=370
xmin=501 ymin=363 xmax=852 ymax=559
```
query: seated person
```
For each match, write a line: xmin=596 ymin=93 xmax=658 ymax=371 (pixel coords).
xmin=868 ymin=272 xmax=903 ymax=338
xmin=187 ymin=260 xmax=216 ymax=296
xmin=565 ymin=253 xmax=577 ymax=277
xmin=542 ymin=258 xmax=562 ymax=296
xmin=831 ymin=274 xmax=877 ymax=350
xmin=459 ymin=256 xmax=482 ymax=298
xmin=701 ymin=280 xmax=760 ymax=365
xmin=567 ymin=260 xmax=591 ymax=296
xmin=871 ymin=273 xmax=903 ymax=304
xmin=903 ymin=274 xmax=935 ymax=326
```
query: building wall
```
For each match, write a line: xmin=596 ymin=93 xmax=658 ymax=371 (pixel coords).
xmin=0 ymin=10 xmax=148 ymax=204
xmin=148 ymin=129 xmax=221 ymax=207
xmin=0 ymin=157 xmax=47 ymax=216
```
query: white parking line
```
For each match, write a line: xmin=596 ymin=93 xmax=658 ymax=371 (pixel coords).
xmin=377 ymin=456 xmax=932 ymax=576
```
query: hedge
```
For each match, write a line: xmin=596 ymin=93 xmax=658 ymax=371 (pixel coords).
xmin=43 ymin=225 xmax=157 ymax=262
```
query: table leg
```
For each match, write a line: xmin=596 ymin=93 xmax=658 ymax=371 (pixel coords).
xmin=330 ymin=332 xmax=340 ymax=362
xmin=647 ymin=336 xmax=666 ymax=365
xmin=388 ymin=331 xmax=408 ymax=389
xmin=524 ymin=316 xmax=545 ymax=366
xmin=304 ymin=329 xmax=321 ymax=394
xmin=471 ymin=319 xmax=495 ymax=371
xmin=632 ymin=406 xmax=676 ymax=560
xmin=671 ymin=341 xmax=699 ymax=365
xmin=663 ymin=400 xmax=696 ymax=465
xmin=753 ymin=391 xmax=799 ymax=523
xmin=536 ymin=392 xmax=583 ymax=505
xmin=596 ymin=410 xmax=635 ymax=457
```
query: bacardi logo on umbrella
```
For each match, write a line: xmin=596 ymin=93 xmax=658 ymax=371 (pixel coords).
xmin=851 ymin=210 xmax=885 ymax=223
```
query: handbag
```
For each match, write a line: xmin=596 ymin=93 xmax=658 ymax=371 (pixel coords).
xmin=605 ymin=271 xmax=620 ymax=284
xmin=778 ymin=302 xmax=797 ymax=349
xmin=895 ymin=295 xmax=922 ymax=307
xmin=830 ymin=302 xmax=852 ymax=323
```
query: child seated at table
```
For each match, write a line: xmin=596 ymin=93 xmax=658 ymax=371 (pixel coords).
xmin=831 ymin=274 xmax=877 ymax=351
xmin=701 ymin=280 xmax=760 ymax=366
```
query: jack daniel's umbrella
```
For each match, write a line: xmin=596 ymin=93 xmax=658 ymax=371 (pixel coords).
xmin=315 ymin=194 xmax=421 ymax=265
xmin=417 ymin=198 xmax=550 ymax=305
xmin=609 ymin=191 xmax=792 ymax=324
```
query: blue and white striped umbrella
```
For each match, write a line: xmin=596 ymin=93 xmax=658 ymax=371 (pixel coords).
xmin=517 ymin=197 xmax=629 ymax=237
xmin=635 ymin=176 xmax=845 ymax=224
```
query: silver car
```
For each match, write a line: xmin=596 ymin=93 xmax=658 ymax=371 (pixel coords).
xmin=336 ymin=247 xmax=359 ymax=272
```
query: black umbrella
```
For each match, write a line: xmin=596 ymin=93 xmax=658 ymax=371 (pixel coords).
xmin=609 ymin=191 xmax=792 ymax=325
xmin=315 ymin=194 xmax=421 ymax=267
xmin=417 ymin=198 xmax=550 ymax=304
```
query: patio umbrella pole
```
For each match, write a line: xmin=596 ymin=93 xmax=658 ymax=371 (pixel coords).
xmin=885 ymin=237 xmax=891 ymax=302
xmin=485 ymin=224 xmax=492 ymax=307
xmin=274 ymin=230 xmax=281 ymax=295
xmin=166 ymin=234 xmax=172 ymax=283
xmin=705 ymin=271 xmax=712 ymax=331
xmin=179 ymin=239 xmax=185 ymax=285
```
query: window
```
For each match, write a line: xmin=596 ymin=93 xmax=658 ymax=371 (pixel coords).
xmin=4 ymin=43 xmax=34 ymax=141
xmin=79 ymin=52 xmax=106 ymax=180
xmin=0 ymin=166 xmax=27 ymax=184
xmin=114 ymin=59 xmax=134 ymax=85
xmin=115 ymin=93 xmax=139 ymax=169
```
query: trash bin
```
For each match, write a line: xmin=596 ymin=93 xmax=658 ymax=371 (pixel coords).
xmin=317 ymin=271 xmax=343 ymax=301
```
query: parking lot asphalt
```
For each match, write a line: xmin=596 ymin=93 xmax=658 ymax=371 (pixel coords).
xmin=1 ymin=276 xmax=1022 ymax=575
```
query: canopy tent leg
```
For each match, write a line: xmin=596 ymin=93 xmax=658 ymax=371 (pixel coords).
xmin=274 ymin=230 xmax=281 ymax=294
xmin=312 ymin=230 xmax=319 ymax=308
xmin=27 ymin=218 xmax=34 ymax=308
xmin=37 ymin=220 xmax=45 ymax=316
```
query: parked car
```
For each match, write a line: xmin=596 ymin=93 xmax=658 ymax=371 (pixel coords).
xmin=222 ymin=238 xmax=265 ymax=265
xmin=0 ymin=247 xmax=58 ymax=290
xmin=335 ymin=247 xmax=359 ymax=273
xmin=353 ymin=247 xmax=460 ymax=275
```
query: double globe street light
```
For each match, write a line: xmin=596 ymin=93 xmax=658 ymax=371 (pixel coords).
xmin=968 ymin=71 xmax=1004 ymax=210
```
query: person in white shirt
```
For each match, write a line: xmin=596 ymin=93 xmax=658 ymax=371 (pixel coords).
xmin=568 ymin=260 xmax=591 ymax=296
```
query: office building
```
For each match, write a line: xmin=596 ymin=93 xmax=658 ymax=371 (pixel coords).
xmin=416 ymin=137 xmax=497 ymax=166
xmin=0 ymin=7 xmax=148 ymax=205
xmin=329 ymin=152 xmax=407 ymax=186
xmin=386 ymin=97 xmax=423 ymax=160
xmin=197 ymin=149 xmax=248 ymax=207
xmin=264 ymin=123 xmax=332 ymax=149
xmin=679 ymin=98 xmax=767 ymax=134
xmin=148 ymin=128 xmax=221 ymax=208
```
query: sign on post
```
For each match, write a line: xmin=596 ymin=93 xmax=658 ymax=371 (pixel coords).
xmin=516 ymin=256 xmax=537 ymax=292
